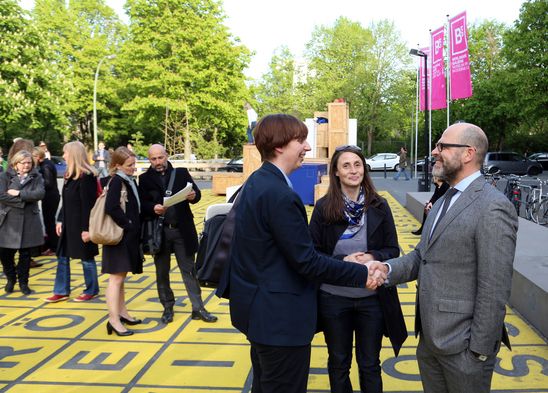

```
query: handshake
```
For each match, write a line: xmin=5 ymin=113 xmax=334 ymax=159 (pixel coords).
xmin=343 ymin=252 xmax=389 ymax=290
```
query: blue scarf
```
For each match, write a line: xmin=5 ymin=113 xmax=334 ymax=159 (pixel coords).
xmin=340 ymin=187 xmax=366 ymax=239
xmin=116 ymin=170 xmax=140 ymax=213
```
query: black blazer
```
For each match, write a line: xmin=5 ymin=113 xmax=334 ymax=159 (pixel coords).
xmin=138 ymin=162 xmax=201 ymax=255
xmin=57 ymin=173 xmax=99 ymax=260
xmin=103 ymin=175 xmax=143 ymax=274
xmin=309 ymin=196 xmax=408 ymax=356
xmin=224 ymin=161 xmax=370 ymax=347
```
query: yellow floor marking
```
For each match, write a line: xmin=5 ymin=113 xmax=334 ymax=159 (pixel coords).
xmin=0 ymin=190 xmax=543 ymax=392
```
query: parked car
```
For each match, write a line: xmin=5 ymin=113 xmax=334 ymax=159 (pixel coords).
xmin=528 ymin=152 xmax=548 ymax=170
xmin=365 ymin=153 xmax=400 ymax=171
xmin=413 ymin=156 xmax=435 ymax=172
xmin=483 ymin=152 xmax=543 ymax=176
xmin=218 ymin=157 xmax=243 ymax=172
xmin=50 ymin=156 xmax=67 ymax=178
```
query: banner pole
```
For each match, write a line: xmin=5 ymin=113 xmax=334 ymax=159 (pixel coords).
xmin=446 ymin=14 xmax=451 ymax=128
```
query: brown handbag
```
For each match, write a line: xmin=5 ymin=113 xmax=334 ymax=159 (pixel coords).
xmin=89 ymin=179 xmax=127 ymax=245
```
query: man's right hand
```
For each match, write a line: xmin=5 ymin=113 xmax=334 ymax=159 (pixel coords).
xmin=154 ymin=204 xmax=167 ymax=215
xmin=364 ymin=261 xmax=388 ymax=289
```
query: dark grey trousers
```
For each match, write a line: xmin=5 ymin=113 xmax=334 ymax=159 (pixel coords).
xmin=417 ymin=338 xmax=498 ymax=393
xmin=153 ymin=227 xmax=203 ymax=311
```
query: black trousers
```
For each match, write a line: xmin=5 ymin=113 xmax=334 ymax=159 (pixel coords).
xmin=250 ymin=341 xmax=311 ymax=393
xmin=319 ymin=292 xmax=384 ymax=393
xmin=42 ymin=194 xmax=60 ymax=251
xmin=0 ymin=248 xmax=31 ymax=284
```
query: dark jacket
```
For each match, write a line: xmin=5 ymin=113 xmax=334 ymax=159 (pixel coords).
xmin=0 ymin=167 xmax=45 ymax=249
xmin=430 ymin=181 xmax=450 ymax=205
xmin=103 ymin=174 xmax=143 ymax=274
xmin=138 ymin=162 xmax=201 ymax=255
xmin=309 ymin=196 xmax=408 ymax=356
xmin=220 ymin=161 xmax=370 ymax=347
xmin=38 ymin=158 xmax=60 ymax=205
xmin=57 ymin=173 xmax=99 ymax=260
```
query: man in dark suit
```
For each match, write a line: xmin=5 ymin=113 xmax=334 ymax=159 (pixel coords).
xmin=369 ymin=123 xmax=518 ymax=393
xmin=219 ymin=114 xmax=385 ymax=393
xmin=138 ymin=144 xmax=216 ymax=324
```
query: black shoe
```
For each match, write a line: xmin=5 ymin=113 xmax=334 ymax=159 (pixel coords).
xmin=20 ymin=284 xmax=32 ymax=295
xmin=106 ymin=321 xmax=134 ymax=336
xmin=30 ymin=259 xmax=43 ymax=268
xmin=411 ymin=228 xmax=422 ymax=235
xmin=5 ymin=280 xmax=15 ymax=293
xmin=120 ymin=316 xmax=142 ymax=325
xmin=191 ymin=308 xmax=218 ymax=323
xmin=161 ymin=308 xmax=174 ymax=324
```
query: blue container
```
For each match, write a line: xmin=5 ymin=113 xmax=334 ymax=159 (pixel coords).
xmin=288 ymin=163 xmax=327 ymax=205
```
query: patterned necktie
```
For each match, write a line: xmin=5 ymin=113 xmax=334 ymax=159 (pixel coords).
xmin=430 ymin=187 xmax=458 ymax=239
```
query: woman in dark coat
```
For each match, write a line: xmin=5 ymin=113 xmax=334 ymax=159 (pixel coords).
xmin=309 ymin=145 xmax=407 ymax=393
xmin=0 ymin=150 xmax=45 ymax=294
xmin=412 ymin=175 xmax=449 ymax=235
xmin=44 ymin=141 xmax=99 ymax=303
xmin=102 ymin=147 xmax=143 ymax=336
xmin=33 ymin=148 xmax=60 ymax=253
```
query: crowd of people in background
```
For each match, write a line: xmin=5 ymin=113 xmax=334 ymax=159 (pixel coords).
xmin=0 ymin=137 xmax=218 ymax=338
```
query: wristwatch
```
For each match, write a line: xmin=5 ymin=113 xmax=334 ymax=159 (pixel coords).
xmin=471 ymin=350 xmax=488 ymax=362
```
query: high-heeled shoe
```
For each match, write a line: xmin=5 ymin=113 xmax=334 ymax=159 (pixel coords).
xmin=106 ymin=321 xmax=134 ymax=336
xmin=120 ymin=316 xmax=142 ymax=325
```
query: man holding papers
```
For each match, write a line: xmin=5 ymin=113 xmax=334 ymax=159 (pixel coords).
xmin=138 ymin=144 xmax=217 ymax=324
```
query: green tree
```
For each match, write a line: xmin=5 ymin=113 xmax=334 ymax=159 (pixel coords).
xmin=119 ymin=0 xmax=250 ymax=159
xmin=0 ymin=0 xmax=67 ymax=149
xmin=32 ymin=0 xmax=126 ymax=147
xmin=502 ymin=0 xmax=547 ymax=151
xmin=254 ymin=46 xmax=305 ymax=119
xmin=304 ymin=18 xmax=413 ymax=155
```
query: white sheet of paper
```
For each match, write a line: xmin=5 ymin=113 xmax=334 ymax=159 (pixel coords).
xmin=163 ymin=182 xmax=193 ymax=207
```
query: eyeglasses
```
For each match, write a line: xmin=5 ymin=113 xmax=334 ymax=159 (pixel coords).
xmin=335 ymin=145 xmax=362 ymax=152
xmin=435 ymin=142 xmax=472 ymax=152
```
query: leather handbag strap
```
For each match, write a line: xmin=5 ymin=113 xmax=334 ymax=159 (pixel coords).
xmin=165 ymin=169 xmax=176 ymax=197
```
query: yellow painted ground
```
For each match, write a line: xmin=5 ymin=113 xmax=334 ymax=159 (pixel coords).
xmin=0 ymin=190 xmax=545 ymax=392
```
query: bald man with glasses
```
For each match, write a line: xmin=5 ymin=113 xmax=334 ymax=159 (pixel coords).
xmin=368 ymin=122 xmax=518 ymax=393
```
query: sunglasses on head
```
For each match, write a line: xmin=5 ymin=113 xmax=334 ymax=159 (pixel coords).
xmin=335 ymin=145 xmax=362 ymax=153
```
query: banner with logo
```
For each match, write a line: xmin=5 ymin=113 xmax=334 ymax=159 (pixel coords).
xmin=418 ymin=47 xmax=430 ymax=111
xmin=449 ymin=11 xmax=473 ymax=99
xmin=430 ymin=26 xmax=447 ymax=109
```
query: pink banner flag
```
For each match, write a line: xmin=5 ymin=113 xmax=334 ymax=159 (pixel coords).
xmin=418 ymin=47 xmax=430 ymax=111
xmin=449 ymin=11 xmax=473 ymax=100
xmin=430 ymin=27 xmax=447 ymax=109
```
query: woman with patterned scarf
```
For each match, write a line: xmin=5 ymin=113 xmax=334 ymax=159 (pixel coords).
xmin=309 ymin=145 xmax=407 ymax=393
xmin=102 ymin=147 xmax=144 ymax=336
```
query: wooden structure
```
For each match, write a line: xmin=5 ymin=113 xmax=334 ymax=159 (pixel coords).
xmin=211 ymin=144 xmax=261 ymax=195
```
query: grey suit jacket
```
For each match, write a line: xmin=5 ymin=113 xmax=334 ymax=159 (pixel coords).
xmin=387 ymin=176 xmax=518 ymax=356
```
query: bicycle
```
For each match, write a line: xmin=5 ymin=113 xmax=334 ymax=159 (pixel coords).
xmin=527 ymin=179 xmax=548 ymax=225
xmin=503 ymin=175 xmax=523 ymax=216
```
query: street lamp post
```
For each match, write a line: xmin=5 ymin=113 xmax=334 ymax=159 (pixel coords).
xmin=93 ymin=54 xmax=116 ymax=152
xmin=409 ymin=48 xmax=431 ymax=192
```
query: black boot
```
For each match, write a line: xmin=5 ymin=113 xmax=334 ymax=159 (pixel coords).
xmin=20 ymin=283 xmax=32 ymax=295
xmin=5 ymin=279 xmax=15 ymax=293
xmin=411 ymin=228 xmax=422 ymax=235
xmin=161 ymin=307 xmax=174 ymax=324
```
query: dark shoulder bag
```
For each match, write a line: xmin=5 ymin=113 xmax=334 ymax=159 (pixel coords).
xmin=196 ymin=185 xmax=243 ymax=290
xmin=141 ymin=169 xmax=176 ymax=255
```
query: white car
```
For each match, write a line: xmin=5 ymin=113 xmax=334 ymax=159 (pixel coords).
xmin=366 ymin=153 xmax=400 ymax=171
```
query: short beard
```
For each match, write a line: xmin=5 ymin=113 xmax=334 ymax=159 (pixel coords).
xmin=432 ymin=158 xmax=462 ymax=183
